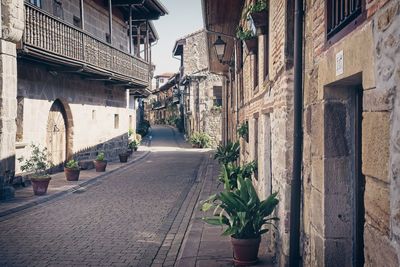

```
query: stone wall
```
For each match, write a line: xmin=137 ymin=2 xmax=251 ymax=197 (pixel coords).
xmin=15 ymin=60 xmax=136 ymax=172
xmin=180 ymin=30 xmax=223 ymax=147
xmin=302 ymin=0 xmax=400 ymax=266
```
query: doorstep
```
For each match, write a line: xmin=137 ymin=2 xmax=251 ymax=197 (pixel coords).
xmin=0 ymin=150 xmax=150 ymax=218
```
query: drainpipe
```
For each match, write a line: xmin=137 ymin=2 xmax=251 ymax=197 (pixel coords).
xmin=289 ymin=0 xmax=304 ymax=266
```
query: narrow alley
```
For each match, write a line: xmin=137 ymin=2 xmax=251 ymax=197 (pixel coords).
xmin=0 ymin=126 xmax=208 ymax=267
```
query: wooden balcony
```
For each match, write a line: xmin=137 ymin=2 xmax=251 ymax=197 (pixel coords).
xmin=21 ymin=3 xmax=149 ymax=87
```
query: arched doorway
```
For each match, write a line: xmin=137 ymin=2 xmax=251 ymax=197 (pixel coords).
xmin=46 ymin=100 xmax=68 ymax=168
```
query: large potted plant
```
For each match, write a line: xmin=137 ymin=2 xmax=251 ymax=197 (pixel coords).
xmin=129 ymin=140 xmax=139 ymax=152
xmin=119 ymin=151 xmax=128 ymax=163
xmin=64 ymin=159 xmax=80 ymax=181
xmin=214 ymin=141 xmax=240 ymax=166
xmin=18 ymin=144 xmax=52 ymax=196
xmin=201 ymin=176 xmax=279 ymax=265
xmin=94 ymin=152 xmax=107 ymax=172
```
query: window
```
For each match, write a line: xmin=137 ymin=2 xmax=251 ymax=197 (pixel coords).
xmin=92 ymin=110 xmax=96 ymax=120
xmin=29 ymin=0 xmax=42 ymax=8
xmin=73 ymin=15 xmax=81 ymax=28
xmin=129 ymin=115 xmax=133 ymax=129
xmin=213 ymin=86 xmax=222 ymax=107
xmin=114 ymin=114 xmax=119 ymax=129
xmin=264 ymin=34 xmax=269 ymax=79
xmin=16 ymin=96 xmax=24 ymax=142
xmin=106 ymin=33 xmax=111 ymax=44
xmin=53 ymin=0 xmax=64 ymax=19
xmin=159 ymin=78 xmax=164 ymax=84
xmin=254 ymin=52 xmax=259 ymax=89
xmin=326 ymin=0 xmax=363 ymax=40
xmin=254 ymin=117 xmax=259 ymax=179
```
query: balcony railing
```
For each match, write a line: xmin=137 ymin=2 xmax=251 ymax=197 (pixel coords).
xmin=23 ymin=3 xmax=149 ymax=85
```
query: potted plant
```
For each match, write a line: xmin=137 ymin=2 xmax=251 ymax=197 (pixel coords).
xmin=129 ymin=140 xmax=139 ymax=152
xmin=247 ymin=0 xmax=268 ymax=34
xmin=94 ymin=152 xmax=107 ymax=172
xmin=119 ymin=151 xmax=128 ymax=163
xmin=201 ymin=176 xmax=279 ymax=265
xmin=64 ymin=159 xmax=80 ymax=181
xmin=236 ymin=27 xmax=257 ymax=53
xmin=237 ymin=121 xmax=249 ymax=142
xmin=214 ymin=141 xmax=240 ymax=165
xmin=18 ymin=144 xmax=52 ymax=196
xmin=189 ymin=132 xmax=212 ymax=148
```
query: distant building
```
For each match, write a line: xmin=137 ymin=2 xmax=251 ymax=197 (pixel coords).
xmin=173 ymin=30 xmax=223 ymax=147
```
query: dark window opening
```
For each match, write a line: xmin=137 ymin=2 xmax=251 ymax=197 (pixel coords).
xmin=213 ymin=86 xmax=222 ymax=107
xmin=53 ymin=0 xmax=64 ymax=19
xmin=73 ymin=15 xmax=82 ymax=28
xmin=254 ymin=52 xmax=259 ymax=89
xmin=29 ymin=0 xmax=42 ymax=8
xmin=327 ymin=0 xmax=363 ymax=40
xmin=106 ymin=33 xmax=111 ymax=44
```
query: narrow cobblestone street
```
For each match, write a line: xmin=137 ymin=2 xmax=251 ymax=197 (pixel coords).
xmin=0 ymin=126 xmax=208 ymax=267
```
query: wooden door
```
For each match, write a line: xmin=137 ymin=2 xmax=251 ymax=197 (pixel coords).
xmin=46 ymin=101 xmax=67 ymax=167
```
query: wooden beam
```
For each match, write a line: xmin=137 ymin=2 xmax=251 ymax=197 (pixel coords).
xmin=136 ymin=24 xmax=141 ymax=57
xmin=144 ymin=21 xmax=149 ymax=61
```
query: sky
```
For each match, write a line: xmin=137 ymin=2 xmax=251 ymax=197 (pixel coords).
xmin=152 ymin=0 xmax=203 ymax=76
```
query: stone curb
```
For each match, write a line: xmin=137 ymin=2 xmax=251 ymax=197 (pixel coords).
xmin=0 ymin=151 xmax=151 ymax=219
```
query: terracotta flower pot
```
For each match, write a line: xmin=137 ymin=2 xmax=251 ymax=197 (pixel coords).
xmin=244 ymin=38 xmax=258 ymax=54
xmin=231 ymin=236 xmax=261 ymax=266
xmin=94 ymin=160 xmax=107 ymax=172
xmin=31 ymin=177 xmax=51 ymax=196
xmin=64 ymin=167 xmax=80 ymax=181
xmin=119 ymin=153 xmax=128 ymax=163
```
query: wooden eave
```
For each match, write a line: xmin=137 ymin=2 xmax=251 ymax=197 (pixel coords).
xmin=115 ymin=0 xmax=168 ymax=20
xmin=172 ymin=39 xmax=185 ymax=56
xmin=201 ymin=0 xmax=244 ymax=74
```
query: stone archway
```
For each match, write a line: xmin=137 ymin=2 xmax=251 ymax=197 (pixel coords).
xmin=46 ymin=99 xmax=73 ymax=167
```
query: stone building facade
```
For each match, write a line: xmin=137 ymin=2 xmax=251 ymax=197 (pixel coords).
xmin=0 ymin=0 xmax=167 ymax=199
xmin=302 ymin=0 xmax=400 ymax=266
xmin=173 ymin=30 xmax=223 ymax=148
xmin=203 ymin=0 xmax=400 ymax=266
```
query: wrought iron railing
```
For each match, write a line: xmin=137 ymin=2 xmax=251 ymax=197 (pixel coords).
xmin=327 ymin=0 xmax=362 ymax=39
xmin=23 ymin=3 xmax=149 ymax=84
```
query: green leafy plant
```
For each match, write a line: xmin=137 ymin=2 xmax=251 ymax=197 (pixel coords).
xmin=237 ymin=122 xmax=249 ymax=140
xmin=201 ymin=175 xmax=279 ymax=239
xmin=65 ymin=159 xmax=79 ymax=170
xmin=218 ymin=161 xmax=258 ymax=190
xmin=128 ymin=128 xmax=134 ymax=138
xmin=249 ymin=0 xmax=267 ymax=13
xmin=18 ymin=144 xmax=52 ymax=178
xmin=128 ymin=140 xmax=140 ymax=150
xmin=96 ymin=152 xmax=105 ymax=161
xmin=214 ymin=141 xmax=240 ymax=165
xmin=190 ymin=132 xmax=212 ymax=148
xmin=236 ymin=27 xmax=255 ymax=40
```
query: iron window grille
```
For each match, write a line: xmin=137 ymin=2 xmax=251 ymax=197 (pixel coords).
xmin=327 ymin=0 xmax=362 ymax=40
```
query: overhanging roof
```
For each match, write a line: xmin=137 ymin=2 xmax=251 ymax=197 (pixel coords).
xmin=201 ymin=0 xmax=244 ymax=74
xmin=113 ymin=0 xmax=168 ymax=20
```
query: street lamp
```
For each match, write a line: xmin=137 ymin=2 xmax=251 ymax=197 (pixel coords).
xmin=213 ymin=36 xmax=226 ymax=62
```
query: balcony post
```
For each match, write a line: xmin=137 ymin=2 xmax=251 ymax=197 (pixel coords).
xmin=136 ymin=24 xmax=141 ymax=57
xmin=79 ymin=0 xmax=85 ymax=29
xmin=144 ymin=21 xmax=149 ymax=61
xmin=129 ymin=5 xmax=133 ymax=54
xmin=108 ymin=0 xmax=113 ymax=44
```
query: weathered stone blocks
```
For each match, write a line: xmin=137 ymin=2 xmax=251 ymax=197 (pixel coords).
xmin=362 ymin=111 xmax=390 ymax=182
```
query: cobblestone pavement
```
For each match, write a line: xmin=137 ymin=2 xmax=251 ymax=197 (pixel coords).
xmin=0 ymin=126 xmax=208 ymax=267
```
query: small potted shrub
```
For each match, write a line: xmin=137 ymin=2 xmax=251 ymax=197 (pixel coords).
xmin=18 ymin=144 xmax=52 ymax=196
xmin=214 ymin=141 xmax=240 ymax=165
xmin=237 ymin=122 xmax=249 ymax=142
xmin=201 ymin=176 xmax=279 ymax=265
xmin=247 ymin=0 xmax=268 ymax=34
xmin=189 ymin=132 xmax=211 ymax=148
xmin=94 ymin=152 xmax=107 ymax=172
xmin=64 ymin=159 xmax=80 ymax=181
xmin=236 ymin=27 xmax=257 ymax=53
xmin=119 ymin=151 xmax=128 ymax=163
xmin=129 ymin=140 xmax=139 ymax=152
